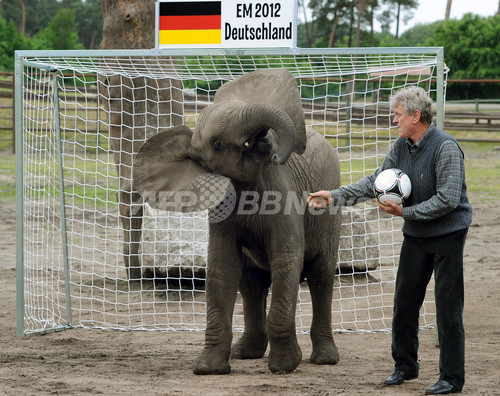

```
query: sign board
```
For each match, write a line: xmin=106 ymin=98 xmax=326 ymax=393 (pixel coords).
xmin=155 ymin=0 xmax=297 ymax=49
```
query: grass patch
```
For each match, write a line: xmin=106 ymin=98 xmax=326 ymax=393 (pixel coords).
xmin=0 ymin=148 xmax=119 ymax=207
xmin=461 ymin=142 xmax=500 ymax=203
xmin=0 ymin=151 xmax=15 ymax=203
xmin=1 ymin=127 xmax=499 ymax=206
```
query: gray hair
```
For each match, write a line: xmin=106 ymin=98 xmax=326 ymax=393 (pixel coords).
xmin=390 ymin=86 xmax=433 ymax=125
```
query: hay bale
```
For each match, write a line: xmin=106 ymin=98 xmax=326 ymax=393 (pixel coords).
xmin=338 ymin=209 xmax=380 ymax=272
xmin=141 ymin=204 xmax=380 ymax=278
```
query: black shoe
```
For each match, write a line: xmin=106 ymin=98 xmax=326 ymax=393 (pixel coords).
xmin=383 ymin=370 xmax=418 ymax=386
xmin=425 ymin=380 xmax=460 ymax=394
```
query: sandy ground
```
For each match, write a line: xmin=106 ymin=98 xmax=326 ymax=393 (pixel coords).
xmin=1 ymin=182 xmax=500 ymax=395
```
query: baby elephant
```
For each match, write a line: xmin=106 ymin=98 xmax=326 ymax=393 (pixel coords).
xmin=133 ymin=68 xmax=341 ymax=374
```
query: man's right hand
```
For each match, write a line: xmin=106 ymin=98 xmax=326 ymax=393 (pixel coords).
xmin=307 ymin=190 xmax=333 ymax=209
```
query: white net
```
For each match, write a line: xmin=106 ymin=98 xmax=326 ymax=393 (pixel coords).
xmin=18 ymin=49 xmax=446 ymax=335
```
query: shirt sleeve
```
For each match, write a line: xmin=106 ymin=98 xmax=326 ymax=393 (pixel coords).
xmin=402 ymin=140 xmax=464 ymax=221
xmin=330 ymin=142 xmax=399 ymax=206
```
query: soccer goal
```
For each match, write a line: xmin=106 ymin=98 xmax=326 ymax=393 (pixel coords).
xmin=15 ymin=47 xmax=447 ymax=336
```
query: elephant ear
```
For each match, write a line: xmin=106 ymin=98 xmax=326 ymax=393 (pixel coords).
xmin=214 ymin=68 xmax=306 ymax=155
xmin=133 ymin=126 xmax=233 ymax=214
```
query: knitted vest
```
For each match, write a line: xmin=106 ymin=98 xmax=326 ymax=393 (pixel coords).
xmin=393 ymin=125 xmax=472 ymax=237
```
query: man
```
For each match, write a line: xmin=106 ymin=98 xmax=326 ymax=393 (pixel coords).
xmin=308 ymin=86 xmax=472 ymax=395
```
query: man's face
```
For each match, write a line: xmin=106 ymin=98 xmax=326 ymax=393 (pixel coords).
xmin=393 ymin=103 xmax=417 ymax=139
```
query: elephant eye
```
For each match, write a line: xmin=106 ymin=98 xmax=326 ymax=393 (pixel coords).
xmin=212 ymin=139 xmax=225 ymax=151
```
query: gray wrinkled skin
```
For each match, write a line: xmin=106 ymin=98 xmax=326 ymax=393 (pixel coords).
xmin=134 ymin=69 xmax=341 ymax=375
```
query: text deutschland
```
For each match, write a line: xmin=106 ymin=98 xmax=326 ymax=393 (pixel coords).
xmin=225 ymin=22 xmax=292 ymax=41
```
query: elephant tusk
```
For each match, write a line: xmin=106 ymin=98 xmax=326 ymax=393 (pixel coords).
xmin=244 ymin=141 xmax=250 ymax=148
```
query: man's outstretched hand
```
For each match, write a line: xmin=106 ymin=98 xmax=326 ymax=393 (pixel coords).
xmin=307 ymin=191 xmax=333 ymax=209
xmin=308 ymin=190 xmax=403 ymax=217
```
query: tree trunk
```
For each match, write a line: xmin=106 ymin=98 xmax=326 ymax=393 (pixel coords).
xmin=19 ymin=0 xmax=26 ymax=35
xmin=445 ymin=0 xmax=452 ymax=21
xmin=395 ymin=2 xmax=401 ymax=39
xmin=348 ymin=2 xmax=354 ymax=47
xmin=100 ymin=0 xmax=184 ymax=280
xmin=101 ymin=0 xmax=157 ymax=49
xmin=328 ymin=11 xmax=341 ymax=47
xmin=497 ymin=0 xmax=500 ymax=15
xmin=89 ymin=31 xmax=96 ymax=50
xmin=369 ymin=1 xmax=374 ymax=46
xmin=299 ymin=0 xmax=312 ymax=47
xmin=355 ymin=0 xmax=366 ymax=47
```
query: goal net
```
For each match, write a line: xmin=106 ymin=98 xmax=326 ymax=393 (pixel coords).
xmin=16 ymin=48 xmax=447 ymax=336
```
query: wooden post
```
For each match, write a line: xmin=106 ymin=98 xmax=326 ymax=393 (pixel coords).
xmin=12 ymin=72 xmax=15 ymax=154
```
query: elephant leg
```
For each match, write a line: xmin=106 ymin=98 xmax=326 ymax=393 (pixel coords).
xmin=305 ymin=255 xmax=340 ymax=365
xmin=267 ymin=256 xmax=303 ymax=373
xmin=193 ymin=233 xmax=242 ymax=375
xmin=231 ymin=256 xmax=271 ymax=359
xmin=118 ymin=189 xmax=143 ymax=281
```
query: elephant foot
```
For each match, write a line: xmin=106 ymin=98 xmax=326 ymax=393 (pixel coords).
xmin=126 ymin=255 xmax=142 ymax=281
xmin=310 ymin=341 xmax=340 ymax=365
xmin=268 ymin=339 xmax=302 ymax=373
xmin=192 ymin=350 xmax=231 ymax=375
xmin=231 ymin=334 xmax=268 ymax=359
xmin=127 ymin=266 xmax=142 ymax=281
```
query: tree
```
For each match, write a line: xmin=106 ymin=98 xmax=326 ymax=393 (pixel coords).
xmin=328 ymin=0 xmax=349 ymax=47
xmin=0 ymin=14 xmax=30 ymax=70
xmin=101 ymin=0 xmax=158 ymax=49
xmin=1 ymin=0 xmax=100 ymax=48
xmin=19 ymin=0 xmax=25 ymax=35
xmin=100 ymin=0 xmax=184 ymax=279
xmin=379 ymin=0 xmax=417 ymax=39
xmin=33 ymin=8 xmax=83 ymax=50
xmin=366 ymin=0 xmax=379 ymax=46
xmin=355 ymin=0 xmax=367 ymax=47
xmin=305 ymin=0 xmax=364 ymax=48
xmin=299 ymin=0 xmax=313 ymax=47
xmin=398 ymin=21 xmax=441 ymax=47
xmin=1 ymin=0 xmax=62 ymax=37
xmin=72 ymin=0 xmax=102 ymax=48
xmin=427 ymin=13 xmax=500 ymax=99
xmin=445 ymin=0 xmax=452 ymax=21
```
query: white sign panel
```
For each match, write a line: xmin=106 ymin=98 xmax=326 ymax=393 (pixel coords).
xmin=156 ymin=0 xmax=297 ymax=49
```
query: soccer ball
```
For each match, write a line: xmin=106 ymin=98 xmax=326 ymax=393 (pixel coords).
xmin=373 ymin=168 xmax=412 ymax=205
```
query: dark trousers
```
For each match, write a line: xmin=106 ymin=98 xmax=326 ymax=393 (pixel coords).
xmin=392 ymin=228 xmax=468 ymax=390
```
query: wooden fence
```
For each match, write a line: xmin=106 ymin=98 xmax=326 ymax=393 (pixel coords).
xmin=2 ymin=72 xmax=499 ymax=153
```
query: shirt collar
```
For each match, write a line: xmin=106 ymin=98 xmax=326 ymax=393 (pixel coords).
xmin=405 ymin=123 xmax=434 ymax=153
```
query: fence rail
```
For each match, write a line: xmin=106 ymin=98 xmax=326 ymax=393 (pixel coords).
xmin=2 ymin=72 xmax=499 ymax=152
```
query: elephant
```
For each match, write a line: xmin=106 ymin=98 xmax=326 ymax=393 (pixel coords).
xmin=133 ymin=68 xmax=342 ymax=374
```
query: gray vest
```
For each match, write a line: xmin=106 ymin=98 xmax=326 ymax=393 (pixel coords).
xmin=393 ymin=125 xmax=472 ymax=237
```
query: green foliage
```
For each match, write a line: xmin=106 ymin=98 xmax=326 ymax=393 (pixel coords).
xmin=398 ymin=21 xmax=441 ymax=47
xmin=372 ymin=31 xmax=400 ymax=47
xmin=32 ymin=8 xmax=83 ymax=50
xmin=426 ymin=14 xmax=500 ymax=99
xmin=0 ymin=15 xmax=31 ymax=70
xmin=1 ymin=0 xmax=62 ymax=36
xmin=1 ymin=0 xmax=102 ymax=50
xmin=297 ymin=4 xmax=499 ymax=100
xmin=71 ymin=0 xmax=102 ymax=49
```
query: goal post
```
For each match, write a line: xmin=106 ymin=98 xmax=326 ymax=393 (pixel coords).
xmin=15 ymin=47 xmax=447 ymax=337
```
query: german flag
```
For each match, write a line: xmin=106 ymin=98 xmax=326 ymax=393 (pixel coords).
xmin=159 ymin=1 xmax=222 ymax=45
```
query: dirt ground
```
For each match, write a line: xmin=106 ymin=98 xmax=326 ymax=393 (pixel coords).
xmin=1 ymin=179 xmax=500 ymax=395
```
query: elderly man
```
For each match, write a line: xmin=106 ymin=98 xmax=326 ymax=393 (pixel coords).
xmin=308 ymin=86 xmax=472 ymax=395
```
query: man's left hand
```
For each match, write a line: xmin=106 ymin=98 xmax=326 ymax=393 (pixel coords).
xmin=376 ymin=199 xmax=403 ymax=217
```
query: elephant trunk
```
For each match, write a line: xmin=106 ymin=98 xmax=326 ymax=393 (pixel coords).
xmin=222 ymin=102 xmax=296 ymax=164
